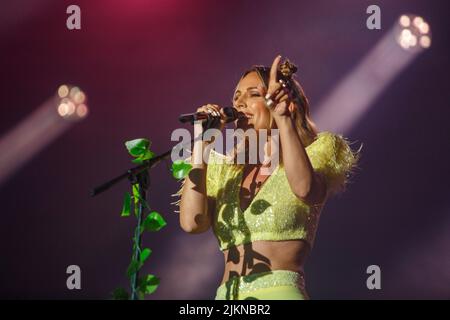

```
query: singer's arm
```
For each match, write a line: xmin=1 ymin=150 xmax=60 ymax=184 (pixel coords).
xmin=179 ymin=140 xmax=213 ymax=234
xmin=179 ymin=104 xmax=225 ymax=233
xmin=276 ymin=116 xmax=327 ymax=206
xmin=267 ymin=56 xmax=326 ymax=206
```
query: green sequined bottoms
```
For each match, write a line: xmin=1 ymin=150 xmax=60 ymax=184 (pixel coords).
xmin=215 ymin=270 xmax=308 ymax=300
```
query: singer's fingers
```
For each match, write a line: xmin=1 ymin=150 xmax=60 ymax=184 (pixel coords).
xmin=269 ymin=55 xmax=282 ymax=85
xmin=197 ymin=105 xmax=211 ymax=113
xmin=197 ymin=104 xmax=220 ymax=114
xmin=212 ymin=104 xmax=221 ymax=115
xmin=275 ymin=89 xmax=288 ymax=102
xmin=206 ymin=104 xmax=221 ymax=117
xmin=271 ymin=83 xmax=282 ymax=96
xmin=279 ymin=95 xmax=290 ymax=103
xmin=218 ymin=108 xmax=228 ymax=123
xmin=202 ymin=113 xmax=221 ymax=131
xmin=207 ymin=108 xmax=219 ymax=118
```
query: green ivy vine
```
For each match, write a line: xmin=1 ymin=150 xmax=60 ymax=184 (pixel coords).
xmin=111 ymin=138 xmax=191 ymax=300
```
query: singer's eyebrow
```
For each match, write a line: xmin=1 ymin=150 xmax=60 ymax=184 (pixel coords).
xmin=233 ymin=87 xmax=260 ymax=101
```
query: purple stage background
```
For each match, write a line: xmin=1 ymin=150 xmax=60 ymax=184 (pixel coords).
xmin=0 ymin=0 xmax=449 ymax=299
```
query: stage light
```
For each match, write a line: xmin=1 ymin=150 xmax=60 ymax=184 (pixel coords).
xmin=57 ymin=85 xmax=89 ymax=121
xmin=420 ymin=35 xmax=431 ymax=48
xmin=413 ymin=16 xmax=424 ymax=28
xmin=419 ymin=22 xmax=429 ymax=34
xmin=73 ymin=90 xmax=86 ymax=104
xmin=69 ymin=86 xmax=80 ymax=97
xmin=399 ymin=15 xmax=410 ymax=27
xmin=0 ymin=84 xmax=88 ymax=186
xmin=396 ymin=14 xmax=431 ymax=51
xmin=76 ymin=104 xmax=89 ymax=118
xmin=67 ymin=101 xmax=76 ymax=116
xmin=57 ymin=103 xmax=69 ymax=116
xmin=314 ymin=14 xmax=432 ymax=134
xmin=58 ymin=84 xmax=69 ymax=98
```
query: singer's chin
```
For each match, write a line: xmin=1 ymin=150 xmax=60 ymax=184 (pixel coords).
xmin=236 ymin=118 xmax=253 ymax=131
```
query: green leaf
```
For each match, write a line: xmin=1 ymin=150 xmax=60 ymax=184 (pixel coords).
xmin=132 ymin=184 xmax=140 ymax=217
xmin=138 ymin=274 xmax=160 ymax=295
xmin=143 ymin=211 xmax=167 ymax=232
xmin=171 ymin=160 xmax=192 ymax=180
xmin=125 ymin=139 xmax=150 ymax=157
xmin=141 ymin=149 xmax=155 ymax=161
xmin=126 ymin=259 xmax=142 ymax=278
xmin=131 ymin=158 xmax=144 ymax=164
xmin=121 ymin=192 xmax=131 ymax=217
xmin=112 ymin=287 xmax=129 ymax=300
xmin=139 ymin=248 xmax=152 ymax=264
xmin=131 ymin=150 xmax=155 ymax=164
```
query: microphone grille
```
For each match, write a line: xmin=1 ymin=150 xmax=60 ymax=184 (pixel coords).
xmin=223 ymin=107 xmax=238 ymax=123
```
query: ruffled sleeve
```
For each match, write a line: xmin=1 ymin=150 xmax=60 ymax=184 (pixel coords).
xmin=306 ymin=131 xmax=362 ymax=197
xmin=171 ymin=148 xmax=226 ymax=213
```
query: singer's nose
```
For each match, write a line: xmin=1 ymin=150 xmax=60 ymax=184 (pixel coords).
xmin=236 ymin=101 xmax=246 ymax=109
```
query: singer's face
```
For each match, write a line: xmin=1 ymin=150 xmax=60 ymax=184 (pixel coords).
xmin=232 ymin=72 xmax=271 ymax=131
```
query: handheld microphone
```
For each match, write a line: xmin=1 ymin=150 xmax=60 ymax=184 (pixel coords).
xmin=179 ymin=107 xmax=240 ymax=124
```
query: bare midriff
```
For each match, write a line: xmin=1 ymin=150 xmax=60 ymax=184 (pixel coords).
xmin=220 ymin=239 xmax=310 ymax=285
xmin=218 ymin=161 xmax=312 ymax=286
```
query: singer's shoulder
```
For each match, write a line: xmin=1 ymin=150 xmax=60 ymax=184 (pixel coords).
xmin=208 ymin=148 xmax=230 ymax=165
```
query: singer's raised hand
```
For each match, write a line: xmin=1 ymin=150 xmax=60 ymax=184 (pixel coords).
xmin=266 ymin=55 xmax=295 ymax=120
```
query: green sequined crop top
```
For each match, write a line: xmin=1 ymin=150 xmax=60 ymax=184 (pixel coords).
xmin=175 ymin=131 xmax=359 ymax=251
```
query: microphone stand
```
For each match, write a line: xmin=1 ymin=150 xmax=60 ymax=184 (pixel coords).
xmin=91 ymin=150 xmax=171 ymax=299
xmin=90 ymin=109 xmax=233 ymax=299
xmin=90 ymin=135 xmax=200 ymax=300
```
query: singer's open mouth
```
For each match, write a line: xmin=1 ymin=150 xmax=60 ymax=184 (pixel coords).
xmin=243 ymin=112 xmax=253 ymax=119
xmin=236 ymin=111 xmax=253 ymax=121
